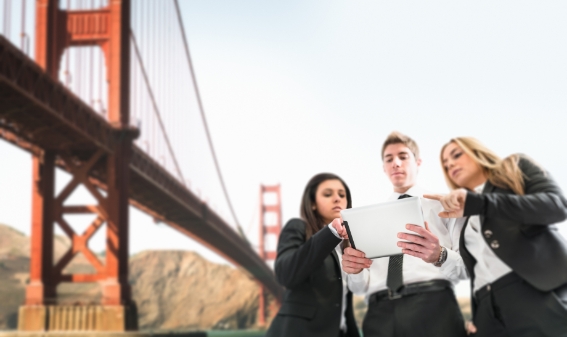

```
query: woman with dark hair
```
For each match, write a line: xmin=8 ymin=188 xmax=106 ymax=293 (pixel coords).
xmin=265 ymin=173 xmax=363 ymax=337
xmin=419 ymin=137 xmax=567 ymax=336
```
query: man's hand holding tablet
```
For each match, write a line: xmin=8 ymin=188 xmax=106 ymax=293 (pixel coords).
xmin=397 ymin=221 xmax=443 ymax=264
xmin=342 ymin=248 xmax=373 ymax=274
xmin=397 ymin=191 xmax=468 ymax=265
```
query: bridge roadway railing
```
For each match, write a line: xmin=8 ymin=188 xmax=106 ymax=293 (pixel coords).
xmin=0 ymin=35 xmax=282 ymax=300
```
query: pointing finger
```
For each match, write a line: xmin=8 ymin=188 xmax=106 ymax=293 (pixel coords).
xmin=423 ymin=194 xmax=442 ymax=201
xmin=438 ymin=211 xmax=450 ymax=218
xmin=438 ymin=211 xmax=460 ymax=218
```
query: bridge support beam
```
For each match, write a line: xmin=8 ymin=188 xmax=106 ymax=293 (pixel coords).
xmin=103 ymin=140 xmax=133 ymax=307
xmin=19 ymin=152 xmax=56 ymax=331
xmin=26 ymin=151 xmax=56 ymax=306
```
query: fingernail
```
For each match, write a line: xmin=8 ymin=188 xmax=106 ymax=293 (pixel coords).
xmin=397 ymin=233 xmax=402 ymax=238
xmin=406 ymin=224 xmax=410 ymax=229
xmin=397 ymin=242 xmax=401 ymax=247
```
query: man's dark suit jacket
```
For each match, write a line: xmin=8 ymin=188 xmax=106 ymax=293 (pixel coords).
xmin=459 ymin=155 xmax=567 ymax=304
xmin=265 ymin=219 xmax=360 ymax=337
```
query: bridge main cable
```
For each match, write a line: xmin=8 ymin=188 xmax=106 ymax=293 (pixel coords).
xmin=129 ymin=29 xmax=187 ymax=186
xmin=173 ymin=0 xmax=248 ymax=239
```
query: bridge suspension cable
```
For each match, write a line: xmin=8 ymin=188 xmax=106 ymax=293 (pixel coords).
xmin=129 ymin=29 xmax=186 ymax=186
xmin=173 ymin=0 xmax=247 ymax=239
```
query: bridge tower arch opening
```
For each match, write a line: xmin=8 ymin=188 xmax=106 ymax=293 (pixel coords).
xmin=19 ymin=0 xmax=138 ymax=331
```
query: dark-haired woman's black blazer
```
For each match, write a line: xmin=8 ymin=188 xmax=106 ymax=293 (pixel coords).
xmin=265 ymin=219 xmax=360 ymax=337
xmin=460 ymin=155 xmax=567 ymax=295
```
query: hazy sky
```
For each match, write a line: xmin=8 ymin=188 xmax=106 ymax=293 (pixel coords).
xmin=2 ymin=1 xmax=567 ymax=297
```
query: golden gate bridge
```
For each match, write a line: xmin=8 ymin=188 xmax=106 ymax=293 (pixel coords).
xmin=0 ymin=0 xmax=281 ymax=331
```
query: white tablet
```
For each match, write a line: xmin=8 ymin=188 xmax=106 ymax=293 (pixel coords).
xmin=340 ymin=196 xmax=425 ymax=259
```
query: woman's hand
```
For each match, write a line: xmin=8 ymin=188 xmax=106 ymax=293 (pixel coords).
xmin=342 ymin=247 xmax=372 ymax=274
xmin=466 ymin=321 xmax=477 ymax=335
xmin=331 ymin=218 xmax=349 ymax=239
xmin=397 ymin=222 xmax=442 ymax=263
xmin=424 ymin=188 xmax=468 ymax=218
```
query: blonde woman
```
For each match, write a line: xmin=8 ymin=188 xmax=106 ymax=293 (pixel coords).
xmin=416 ymin=137 xmax=567 ymax=336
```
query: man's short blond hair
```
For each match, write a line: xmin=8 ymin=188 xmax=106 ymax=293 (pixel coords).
xmin=381 ymin=131 xmax=420 ymax=161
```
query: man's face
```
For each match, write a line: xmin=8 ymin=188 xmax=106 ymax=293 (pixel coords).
xmin=382 ymin=143 xmax=421 ymax=192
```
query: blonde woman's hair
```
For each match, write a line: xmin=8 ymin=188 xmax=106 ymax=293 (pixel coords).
xmin=440 ymin=137 xmax=525 ymax=195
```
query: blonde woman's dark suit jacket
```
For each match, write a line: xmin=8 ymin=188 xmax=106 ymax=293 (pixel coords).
xmin=459 ymin=155 xmax=567 ymax=311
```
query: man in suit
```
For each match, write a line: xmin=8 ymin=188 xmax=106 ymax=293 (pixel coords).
xmin=340 ymin=132 xmax=467 ymax=337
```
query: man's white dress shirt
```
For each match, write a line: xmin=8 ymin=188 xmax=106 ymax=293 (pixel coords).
xmin=344 ymin=185 xmax=467 ymax=300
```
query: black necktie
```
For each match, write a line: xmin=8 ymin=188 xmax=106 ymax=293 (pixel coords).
xmin=386 ymin=193 xmax=412 ymax=294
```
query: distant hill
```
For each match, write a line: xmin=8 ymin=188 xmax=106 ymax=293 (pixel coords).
xmin=0 ymin=225 xmax=29 ymax=258
xmin=0 ymin=224 xmax=31 ymax=328
xmin=130 ymin=250 xmax=265 ymax=329
xmin=0 ymin=223 xmax=470 ymax=330
xmin=0 ymin=223 xmax=270 ymax=330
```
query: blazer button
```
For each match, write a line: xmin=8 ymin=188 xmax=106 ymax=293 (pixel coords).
xmin=484 ymin=230 xmax=493 ymax=238
xmin=490 ymin=240 xmax=500 ymax=249
xmin=338 ymin=277 xmax=342 ymax=281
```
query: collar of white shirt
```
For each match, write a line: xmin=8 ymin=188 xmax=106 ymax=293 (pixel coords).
xmin=388 ymin=185 xmax=425 ymax=201
xmin=474 ymin=183 xmax=485 ymax=194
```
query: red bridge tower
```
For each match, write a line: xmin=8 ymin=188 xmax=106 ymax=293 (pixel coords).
xmin=19 ymin=0 xmax=137 ymax=331
xmin=257 ymin=184 xmax=282 ymax=326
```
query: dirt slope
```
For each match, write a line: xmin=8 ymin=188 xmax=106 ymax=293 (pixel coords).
xmin=0 ymin=224 xmax=266 ymax=330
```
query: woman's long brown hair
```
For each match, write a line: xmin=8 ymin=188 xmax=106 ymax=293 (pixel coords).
xmin=300 ymin=173 xmax=352 ymax=250
xmin=441 ymin=137 xmax=525 ymax=195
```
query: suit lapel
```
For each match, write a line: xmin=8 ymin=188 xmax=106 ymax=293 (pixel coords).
xmin=459 ymin=215 xmax=478 ymax=314
xmin=331 ymin=247 xmax=339 ymax=266
xmin=480 ymin=181 xmax=495 ymax=227
xmin=331 ymin=246 xmax=345 ymax=282
xmin=482 ymin=180 xmax=496 ymax=193
xmin=459 ymin=216 xmax=475 ymax=270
